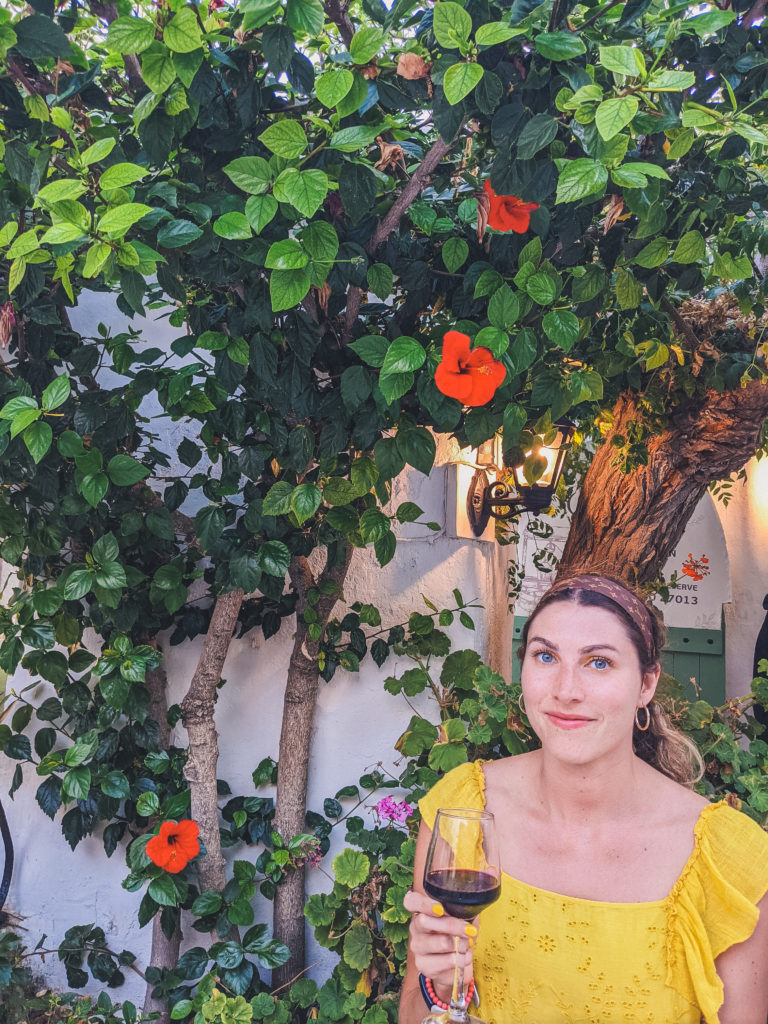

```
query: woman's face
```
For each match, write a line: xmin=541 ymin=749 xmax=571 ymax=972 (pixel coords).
xmin=520 ymin=599 xmax=659 ymax=768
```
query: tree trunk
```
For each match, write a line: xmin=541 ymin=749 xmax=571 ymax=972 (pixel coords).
xmin=559 ymin=382 xmax=768 ymax=584
xmin=181 ymin=589 xmax=244 ymax=898
xmin=272 ymin=543 xmax=353 ymax=989
xmin=143 ymin=660 xmax=181 ymax=1024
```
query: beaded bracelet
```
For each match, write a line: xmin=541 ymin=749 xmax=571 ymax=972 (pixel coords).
xmin=419 ymin=973 xmax=476 ymax=1011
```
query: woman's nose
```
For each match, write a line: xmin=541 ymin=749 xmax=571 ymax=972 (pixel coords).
xmin=553 ymin=662 xmax=584 ymax=700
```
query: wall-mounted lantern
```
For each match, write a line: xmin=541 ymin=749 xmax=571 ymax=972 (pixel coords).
xmin=466 ymin=422 xmax=575 ymax=538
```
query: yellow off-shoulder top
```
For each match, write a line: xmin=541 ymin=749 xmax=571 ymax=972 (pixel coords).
xmin=418 ymin=761 xmax=768 ymax=1024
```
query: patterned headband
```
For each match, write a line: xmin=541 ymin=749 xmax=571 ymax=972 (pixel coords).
xmin=543 ymin=574 xmax=656 ymax=664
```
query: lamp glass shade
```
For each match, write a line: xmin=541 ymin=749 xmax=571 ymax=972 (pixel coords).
xmin=510 ymin=424 xmax=573 ymax=495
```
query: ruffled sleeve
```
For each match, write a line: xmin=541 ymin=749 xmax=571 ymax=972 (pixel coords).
xmin=666 ymin=802 xmax=768 ymax=1024
xmin=418 ymin=760 xmax=487 ymax=830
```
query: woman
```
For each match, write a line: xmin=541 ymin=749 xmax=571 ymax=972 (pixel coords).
xmin=400 ymin=574 xmax=768 ymax=1024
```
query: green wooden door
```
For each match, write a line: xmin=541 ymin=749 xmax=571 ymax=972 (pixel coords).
xmin=511 ymin=616 xmax=725 ymax=705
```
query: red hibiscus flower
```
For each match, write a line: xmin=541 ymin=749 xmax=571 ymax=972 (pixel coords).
xmin=434 ymin=331 xmax=506 ymax=406
xmin=483 ymin=180 xmax=539 ymax=233
xmin=146 ymin=820 xmax=200 ymax=874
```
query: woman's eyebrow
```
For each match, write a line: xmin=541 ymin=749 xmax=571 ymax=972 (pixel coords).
xmin=581 ymin=644 xmax=620 ymax=654
xmin=528 ymin=635 xmax=557 ymax=649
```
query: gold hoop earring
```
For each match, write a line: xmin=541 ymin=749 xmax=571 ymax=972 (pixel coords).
xmin=635 ymin=704 xmax=651 ymax=731
xmin=517 ymin=692 xmax=526 ymax=715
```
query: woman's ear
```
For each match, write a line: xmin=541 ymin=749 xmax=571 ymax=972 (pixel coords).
xmin=641 ymin=663 xmax=661 ymax=704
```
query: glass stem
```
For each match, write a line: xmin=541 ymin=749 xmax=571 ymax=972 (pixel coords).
xmin=448 ymin=935 xmax=468 ymax=1022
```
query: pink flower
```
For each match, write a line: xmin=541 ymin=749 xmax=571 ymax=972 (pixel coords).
xmin=375 ymin=796 xmax=413 ymax=824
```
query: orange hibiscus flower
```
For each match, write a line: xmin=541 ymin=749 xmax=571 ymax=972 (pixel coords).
xmin=483 ymin=180 xmax=539 ymax=233
xmin=146 ymin=820 xmax=200 ymax=874
xmin=434 ymin=331 xmax=506 ymax=406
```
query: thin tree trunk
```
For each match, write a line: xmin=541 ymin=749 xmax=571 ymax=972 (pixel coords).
xmin=143 ymin=660 xmax=181 ymax=1024
xmin=559 ymin=382 xmax=768 ymax=584
xmin=181 ymin=589 xmax=244 ymax=898
xmin=272 ymin=543 xmax=353 ymax=989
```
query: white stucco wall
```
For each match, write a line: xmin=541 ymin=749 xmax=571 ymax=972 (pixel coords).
xmin=0 ymin=289 xmax=515 ymax=998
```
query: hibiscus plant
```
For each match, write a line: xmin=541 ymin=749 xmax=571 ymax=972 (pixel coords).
xmin=1 ymin=0 xmax=768 ymax=1020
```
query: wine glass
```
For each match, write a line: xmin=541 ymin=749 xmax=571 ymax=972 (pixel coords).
xmin=421 ymin=807 xmax=500 ymax=1024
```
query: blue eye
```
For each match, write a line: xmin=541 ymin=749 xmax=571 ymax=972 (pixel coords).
xmin=590 ymin=657 xmax=610 ymax=670
xmin=535 ymin=650 xmax=555 ymax=664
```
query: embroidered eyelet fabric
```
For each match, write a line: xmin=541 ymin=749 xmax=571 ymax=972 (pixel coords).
xmin=418 ymin=761 xmax=768 ymax=1024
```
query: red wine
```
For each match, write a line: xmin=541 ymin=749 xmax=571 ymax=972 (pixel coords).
xmin=424 ymin=869 xmax=501 ymax=920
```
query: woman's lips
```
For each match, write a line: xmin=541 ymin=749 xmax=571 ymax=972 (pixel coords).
xmin=545 ymin=712 xmax=593 ymax=730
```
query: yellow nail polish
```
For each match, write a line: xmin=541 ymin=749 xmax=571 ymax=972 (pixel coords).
xmin=468 ymin=937 xmax=474 ymax=949
xmin=464 ymin=924 xmax=478 ymax=937
xmin=432 ymin=904 xmax=445 ymax=917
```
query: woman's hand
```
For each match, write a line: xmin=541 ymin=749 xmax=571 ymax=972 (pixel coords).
xmin=403 ymin=890 xmax=477 ymax=1003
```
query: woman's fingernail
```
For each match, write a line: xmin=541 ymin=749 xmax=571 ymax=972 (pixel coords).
xmin=432 ymin=904 xmax=445 ymax=917
xmin=468 ymin=937 xmax=474 ymax=948
xmin=464 ymin=924 xmax=478 ymax=937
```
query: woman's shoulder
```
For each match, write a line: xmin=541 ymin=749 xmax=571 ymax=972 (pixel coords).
xmin=417 ymin=759 xmax=489 ymax=829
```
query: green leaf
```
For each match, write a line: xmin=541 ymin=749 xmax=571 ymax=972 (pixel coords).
xmin=671 ymin=230 xmax=705 ymax=264
xmin=688 ymin=8 xmax=737 ymax=36
xmin=36 ymin=179 xmax=87 ymax=206
xmin=65 ymin=731 xmax=98 ymax=767
xmin=97 ymin=203 xmax=153 ymax=239
xmin=94 ymin=560 xmax=127 ymax=590
xmin=556 ymin=159 xmax=608 ymax=204
xmin=14 ymin=13 xmax=72 ymax=59
xmin=223 ymin=156 xmax=272 ymax=195
xmin=270 ymin=266 xmax=311 ymax=311
xmin=475 ymin=22 xmax=521 ymax=46
xmin=350 ymin=335 xmax=389 ymax=367
xmin=542 ymin=309 xmax=580 ymax=352
xmin=534 ymin=32 xmax=586 ymax=61
xmin=433 ymin=2 xmax=472 ymax=48
xmin=442 ymin=237 xmax=468 ymax=273
xmin=136 ymin=791 xmax=160 ymax=817
xmin=488 ymin=284 xmax=520 ymax=330
xmin=328 ymin=125 xmax=383 ymax=152
xmin=360 ymin=508 xmax=390 ymax=543
xmin=213 ymin=212 xmax=252 ymax=240
xmin=149 ymin=875 xmax=178 ymax=906
xmin=378 ymin=371 xmax=413 ymax=405
xmin=259 ymin=120 xmax=308 ymax=159
xmin=273 ymin=168 xmax=329 ymax=218
xmin=316 ymin=67 xmax=354 ymax=108
xmin=645 ymin=69 xmax=695 ymax=91
xmin=23 ymin=420 xmax=52 ymax=464
xmin=245 ymin=195 xmax=278 ymax=233
xmin=10 ymin=407 xmax=40 ymax=438
xmin=333 ymin=848 xmax=370 ymax=887
xmin=443 ymin=62 xmax=484 ymax=105
xmin=286 ymin=0 xmax=325 ymax=34
xmin=598 ymin=44 xmax=645 ymax=77
xmin=517 ymin=113 xmax=558 ymax=160
xmin=526 ymin=272 xmax=557 ymax=306
xmin=396 ymin=426 xmax=435 ymax=476
xmin=666 ymin=128 xmax=695 ymax=159
xmin=81 ymin=473 xmax=109 ymax=508
xmin=634 ymin=237 xmax=669 ymax=269
xmin=163 ymin=8 xmax=203 ymax=53
xmin=195 ymin=505 xmax=224 ymax=548
xmin=107 ymin=16 xmax=155 ymax=53
xmin=615 ymin=267 xmax=643 ymax=309
xmin=63 ymin=568 xmax=94 ymax=600
xmin=367 ymin=263 xmax=393 ymax=300
xmin=107 ymin=454 xmax=150 ymax=486
xmin=381 ymin=337 xmax=426 ymax=375
xmin=42 ymin=374 xmax=70 ymax=412
xmin=595 ymin=96 xmax=639 ymax=141
xmin=343 ymin=924 xmax=372 ymax=971
xmin=349 ymin=25 xmax=385 ymax=63
xmin=141 ymin=50 xmax=176 ymax=93
xmin=80 ymin=138 xmax=117 ymax=166
xmin=0 ymin=396 xmax=37 ymax=420
xmin=301 ymin=220 xmax=339 ymax=264
xmin=291 ymin=484 xmax=322 ymax=525
xmin=259 ymin=540 xmax=291 ymax=577
xmin=475 ymin=326 xmax=508 ymax=357
xmin=62 ymin=766 xmax=91 ymax=801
